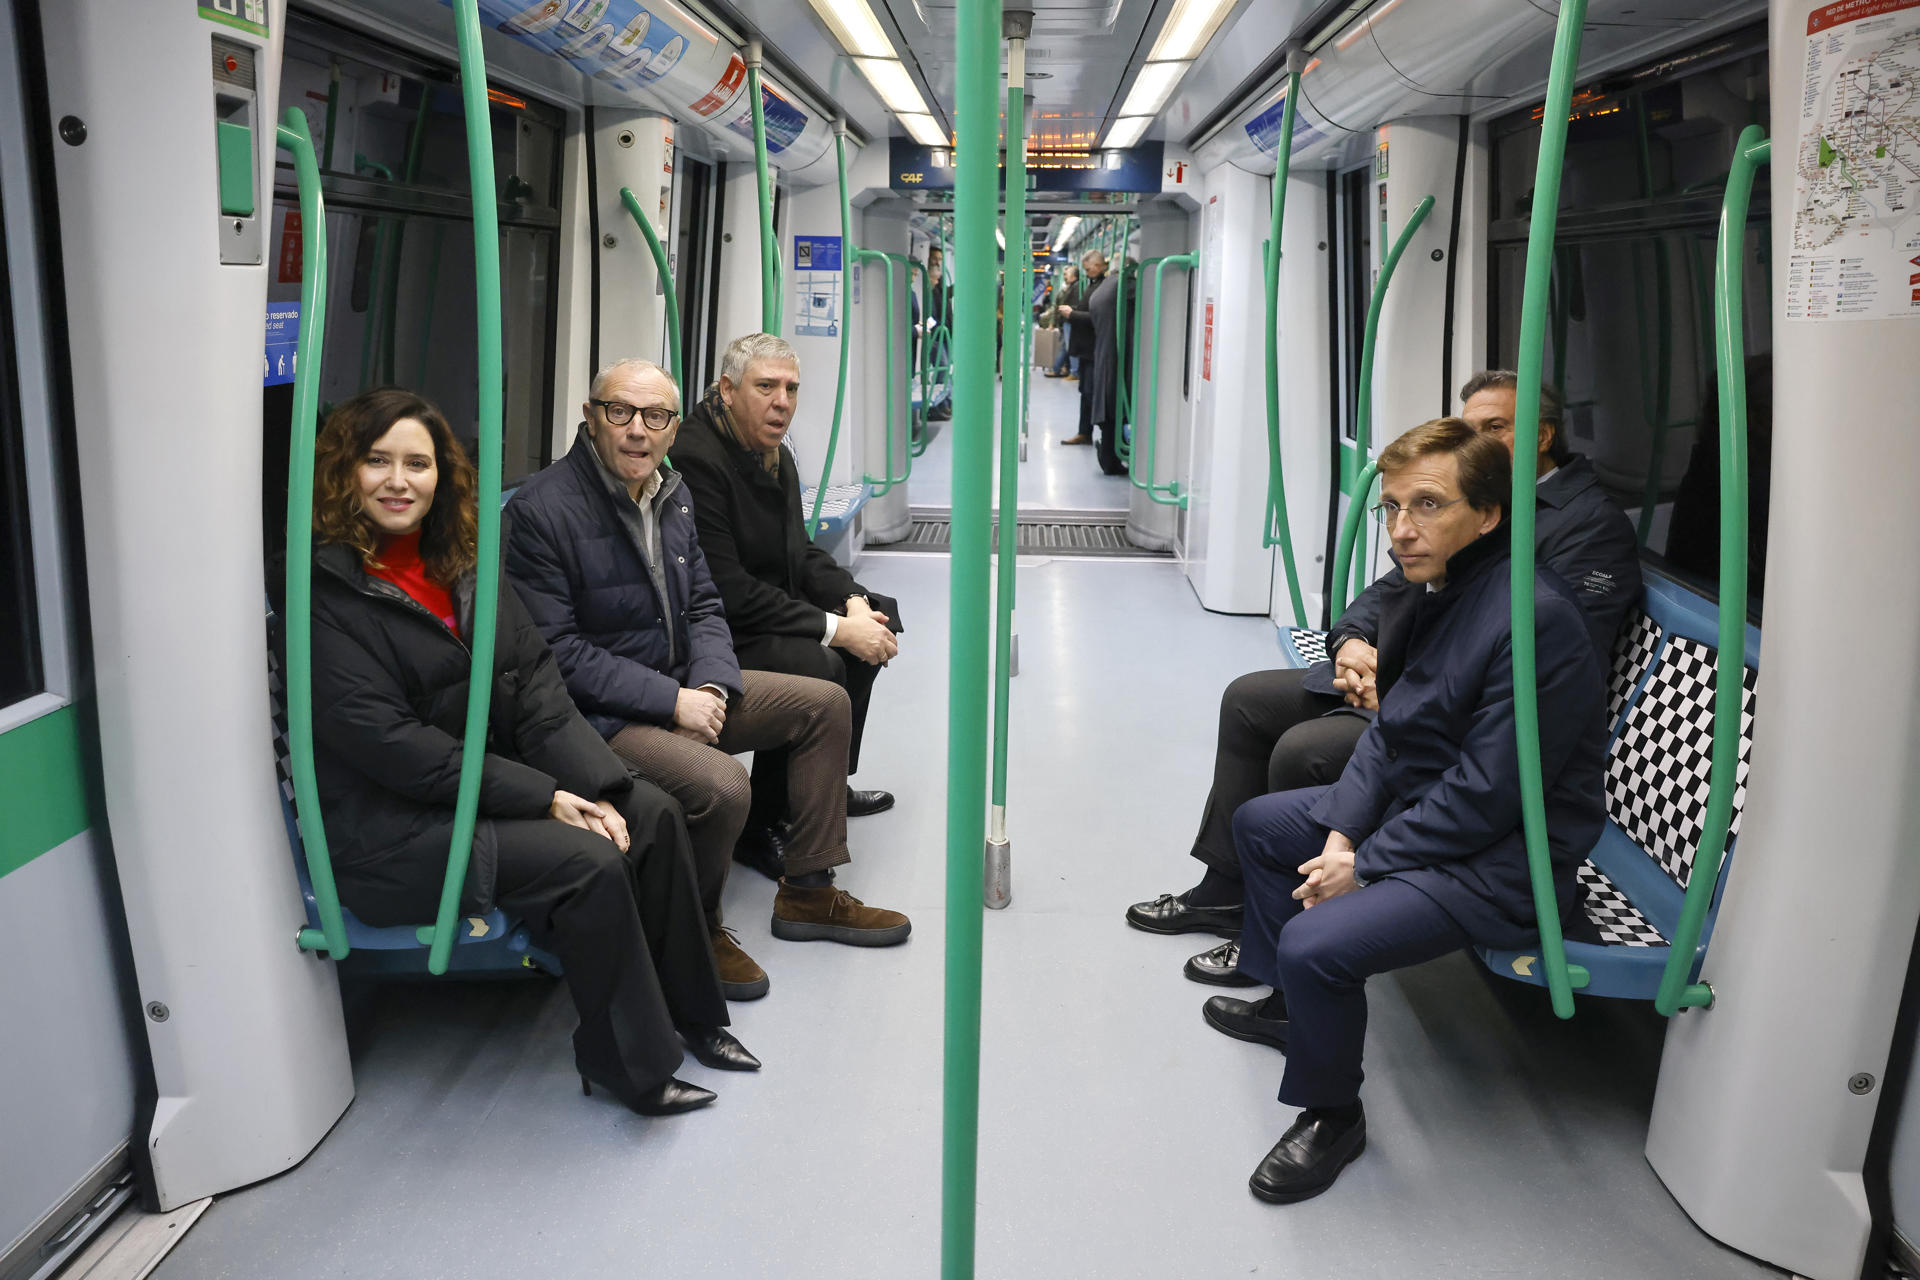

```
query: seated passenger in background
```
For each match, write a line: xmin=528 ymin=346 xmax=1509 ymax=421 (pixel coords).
xmin=1127 ymin=372 xmax=1639 ymax=985
xmin=673 ymin=333 xmax=905 ymax=835
xmin=505 ymin=359 xmax=909 ymax=980
xmin=303 ymin=388 xmax=754 ymax=1118
xmin=1204 ymin=418 xmax=1607 ymax=1204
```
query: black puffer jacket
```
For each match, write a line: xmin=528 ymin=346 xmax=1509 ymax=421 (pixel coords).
xmin=304 ymin=542 xmax=634 ymax=926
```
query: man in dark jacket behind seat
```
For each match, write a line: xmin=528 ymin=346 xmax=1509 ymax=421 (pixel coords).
xmin=1202 ymin=418 xmax=1606 ymax=1205
xmin=505 ymin=359 xmax=910 ymax=998
xmin=672 ymin=333 xmax=904 ymax=828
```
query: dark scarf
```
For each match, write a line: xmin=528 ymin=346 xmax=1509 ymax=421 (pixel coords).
xmin=701 ymin=381 xmax=779 ymax=476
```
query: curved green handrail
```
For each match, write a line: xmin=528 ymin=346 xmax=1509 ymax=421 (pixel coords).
xmin=1113 ymin=217 xmax=1135 ymax=441
xmin=1349 ymin=193 xmax=1437 ymax=600
xmin=943 ymin=2 xmax=997 ymax=1269
xmin=992 ymin=77 xmax=1027 ymax=812
xmin=860 ymin=247 xmax=908 ymax=495
xmin=1510 ymin=0 xmax=1592 ymax=1020
xmin=617 ymin=186 xmax=682 ymax=395
xmin=279 ymin=111 xmax=347 ymax=962
xmin=746 ymin=46 xmax=779 ymax=334
xmin=1328 ymin=461 xmax=1379 ymax=622
xmin=426 ymin=0 xmax=506 ymax=976
xmin=807 ymin=124 xmax=857 ymax=540
xmin=1129 ymin=253 xmax=1196 ymax=507
xmin=1654 ymin=125 xmax=1768 ymax=1017
xmin=1261 ymin=70 xmax=1308 ymax=623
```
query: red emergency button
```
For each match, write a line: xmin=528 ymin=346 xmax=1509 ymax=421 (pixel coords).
xmin=225 ymin=55 xmax=239 ymax=73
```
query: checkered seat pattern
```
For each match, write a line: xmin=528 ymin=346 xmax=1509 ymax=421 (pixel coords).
xmin=1607 ymin=611 xmax=1663 ymax=726
xmin=1576 ymin=861 xmax=1665 ymax=947
xmin=1281 ymin=628 xmax=1331 ymax=668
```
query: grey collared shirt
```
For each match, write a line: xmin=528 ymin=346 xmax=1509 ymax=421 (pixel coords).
xmin=581 ymin=422 xmax=685 ymax=671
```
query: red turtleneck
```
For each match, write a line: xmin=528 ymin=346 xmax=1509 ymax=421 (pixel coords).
xmin=370 ymin=531 xmax=457 ymax=634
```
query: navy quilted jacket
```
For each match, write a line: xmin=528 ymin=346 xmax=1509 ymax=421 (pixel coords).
xmin=504 ymin=432 xmax=743 ymax=739
xmin=1309 ymin=525 xmax=1608 ymax=947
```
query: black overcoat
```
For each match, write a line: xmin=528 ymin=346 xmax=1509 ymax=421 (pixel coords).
xmin=304 ymin=542 xmax=634 ymax=926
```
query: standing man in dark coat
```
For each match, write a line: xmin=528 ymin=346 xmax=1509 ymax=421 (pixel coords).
xmin=1058 ymin=249 xmax=1105 ymax=446
xmin=1127 ymin=372 xmax=1641 ymax=985
xmin=1086 ymin=261 xmax=1128 ymax=477
xmin=673 ymin=332 xmax=904 ymax=826
xmin=1200 ymin=418 xmax=1607 ymax=1204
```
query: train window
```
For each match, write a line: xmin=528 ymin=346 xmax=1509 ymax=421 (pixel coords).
xmin=268 ymin=13 xmax=563 ymax=489
xmin=0 ymin=186 xmax=42 ymax=709
xmin=1488 ymin=24 xmax=1771 ymax=584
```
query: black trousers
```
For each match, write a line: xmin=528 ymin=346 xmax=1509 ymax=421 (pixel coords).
xmin=1095 ymin=411 xmax=1126 ymax=476
xmin=491 ymin=779 xmax=726 ymax=1097
xmin=734 ymin=632 xmax=883 ymax=821
xmin=1077 ymin=374 xmax=1095 ymax=437
xmin=1188 ymin=668 xmax=1369 ymax=881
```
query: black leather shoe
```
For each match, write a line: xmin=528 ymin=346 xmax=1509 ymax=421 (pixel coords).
xmin=1202 ymin=994 xmax=1289 ymax=1051
xmin=732 ymin=823 xmax=787 ymax=882
xmin=1125 ymin=890 xmax=1242 ymax=937
xmin=581 ymin=1073 xmax=717 ymax=1116
xmin=1249 ymin=1107 xmax=1366 ymax=1204
xmin=679 ymin=1025 xmax=762 ymax=1072
xmin=846 ymin=787 xmax=895 ymax=817
xmin=1185 ymin=938 xmax=1259 ymax=987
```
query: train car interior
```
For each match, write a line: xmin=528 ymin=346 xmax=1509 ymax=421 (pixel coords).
xmin=2 ymin=0 xmax=1918 ymax=1277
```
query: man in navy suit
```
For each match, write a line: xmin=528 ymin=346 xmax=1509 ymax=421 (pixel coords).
xmin=1201 ymin=418 xmax=1607 ymax=1204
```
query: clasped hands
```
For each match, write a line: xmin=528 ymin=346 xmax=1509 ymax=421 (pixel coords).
xmin=1294 ymin=831 xmax=1359 ymax=909
xmin=549 ymin=789 xmax=629 ymax=851
xmin=1332 ymin=638 xmax=1380 ymax=711
xmin=832 ymin=594 xmax=898 ymax=666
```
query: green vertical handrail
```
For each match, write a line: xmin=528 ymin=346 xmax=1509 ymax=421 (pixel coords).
xmin=424 ymin=0 xmax=506 ymax=976
xmin=1510 ymin=0 xmax=1592 ymax=1020
xmin=880 ymin=251 xmax=929 ymax=454
xmin=1261 ymin=69 xmax=1308 ymax=622
xmin=1129 ymin=253 xmax=1196 ymax=506
xmin=807 ymin=123 xmax=856 ymax=540
xmin=1349 ymin=193 xmax=1437 ymax=600
xmin=1113 ymin=216 xmax=1135 ymax=439
xmin=859 ymin=248 xmax=909 ymax=495
xmin=617 ymin=187 xmax=683 ymax=396
xmin=913 ymin=250 xmax=934 ymax=446
xmin=944 ymin=0 xmax=998 ymax=1269
xmin=1653 ymin=125 xmax=1768 ymax=1017
xmin=745 ymin=43 xmax=779 ymax=334
xmin=1328 ymin=461 xmax=1378 ymax=622
xmin=991 ymin=70 xmax=1027 ymax=816
xmin=279 ymin=110 xmax=347 ymax=962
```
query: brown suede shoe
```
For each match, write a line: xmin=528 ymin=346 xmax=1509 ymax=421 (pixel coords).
xmin=713 ymin=927 xmax=769 ymax=1000
xmin=771 ymin=881 xmax=912 ymax=947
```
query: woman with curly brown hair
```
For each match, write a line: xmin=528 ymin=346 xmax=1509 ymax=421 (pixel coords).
xmin=303 ymin=387 xmax=757 ymax=1116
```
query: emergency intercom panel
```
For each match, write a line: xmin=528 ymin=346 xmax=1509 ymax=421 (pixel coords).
xmin=211 ymin=35 xmax=262 ymax=265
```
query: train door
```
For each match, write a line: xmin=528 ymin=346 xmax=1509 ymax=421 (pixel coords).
xmin=1325 ymin=161 xmax=1372 ymax=605
xmin=673 ymin=153 xmax=715 ymax=395
xmin=0 ymin=4 xmax=142 ymax=1273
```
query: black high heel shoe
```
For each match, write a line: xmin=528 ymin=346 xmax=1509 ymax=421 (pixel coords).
xmin=679 ymin=1024 xmax=761 ymax=1071
xmin=580 ymin=1073 xmax=717 ymax=1116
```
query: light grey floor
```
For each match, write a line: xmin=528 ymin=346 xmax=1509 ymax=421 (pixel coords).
xmin=910 ymin=367 xmax=1132 ymax=513
xmin=153 ymin=555 xmax=1783 ymax=1280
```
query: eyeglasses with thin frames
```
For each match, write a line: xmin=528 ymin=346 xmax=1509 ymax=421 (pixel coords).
xmin=592 ymin=400 xmax=680 ymax=431
xmin=1370 ymin=496 xmax=1466 ymax=529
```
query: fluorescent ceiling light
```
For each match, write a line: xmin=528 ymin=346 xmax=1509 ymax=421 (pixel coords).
xmin=802 ymin=0 xmax=895 ymax=59
xmin=1149 ymin=0 xmax=1238 ymax=61
xmin=1051 ymin=214 xmax=1081 ymax=251
xmin=897 ymin=113 xmax=949 ymax=147
xmin=1103 ymin=116 xmax=1153 ymax=149
xmin=853 ymin=58 xmax=930 ymax=115
xmin=1119 ymin=60 xmax=1189 ymax=118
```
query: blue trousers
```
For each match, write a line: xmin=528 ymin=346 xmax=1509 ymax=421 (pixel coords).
xmin=1234 ymin=787 xmax=1472 ymax=1109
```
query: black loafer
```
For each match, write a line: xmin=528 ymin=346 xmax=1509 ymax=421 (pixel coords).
xmin=1202 ymin=994 xmax=1289 ymax=1051
xmin=732 ymin=823 xmax=787 ymax=881
xmin=1125 ymin=890 xmax=1242 ymax=937
xmin=1185 ymin=938 xmax=1259 ymax=987
xmin=1249 ymin=1107 xmax=1366 ymax=1204
xmin=846 ymin=787 xmax=895 ymax=817
xmin=581 ymin=1073 xmax=717 ymax=1116
xmin=679 ymin=1025 xmax=762 ymax=1072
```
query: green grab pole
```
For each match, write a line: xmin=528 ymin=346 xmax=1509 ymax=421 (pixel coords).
xmin=911 ymin=254 xmax=932 ymax=446
xmin=1113 ymin=218 xmax=1134 ymax=438
xmin=426 ymin=0 xmax=507 ymax=976
xmin=992 ymin=75 xmax=1027 ymax=811
xmin=1329 ymin=461 xmax=1378 ymax=622
xmin=944 ymin=0 xmax=998 ymax=1269
xmin=1130 ymin=254 xmax=1196 ymax=506
xmin=1509 ymin=0 xmax=1590 ymax=1021
xmin=745 ymin=45 xmax=779 ymax=334
xmin=859 ymin=248 xmax=908 ymax=494
xmin=1261 ymin=70 xmax=1308 ymax=623
xmin=617 ymin=186 xmax=683 ymax=395
xmin=807 ymin=124 xmax=856 ymax=540
xmin=1349 ymin=193 xmax=1437 ymax=600
xmin=278 ymin=111 xmax=347 ymax=961
xmin=1654 ymin=127 xmax=1768 ymax=1017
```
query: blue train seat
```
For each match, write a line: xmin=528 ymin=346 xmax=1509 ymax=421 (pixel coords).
xmin=1279 ymin=626 xmax=1330 ymax=668
xmin=266 ymin=610 xmax=559 ymax=977
xmin=801 ymin=481 xmax=872 ymax=542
